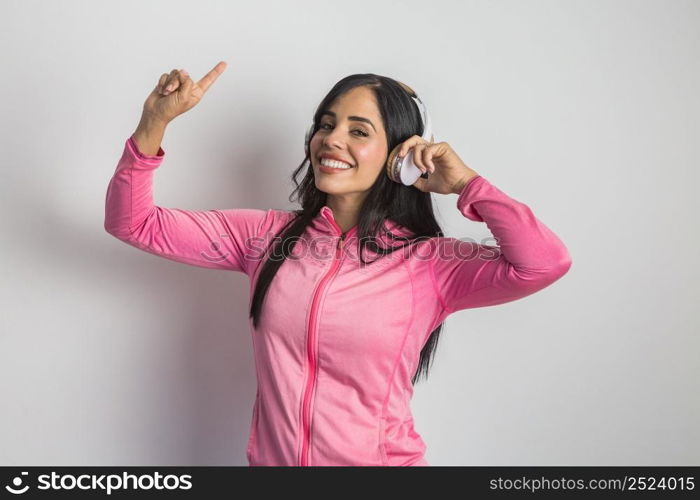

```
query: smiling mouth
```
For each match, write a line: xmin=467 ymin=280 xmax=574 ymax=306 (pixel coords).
xmin=319 ymin=164 xmax=354 ymax=173
xmin=318 ymin=158 xmax=355 ymax=173
xmin=319 ymin=158 xmax=354 ymax=168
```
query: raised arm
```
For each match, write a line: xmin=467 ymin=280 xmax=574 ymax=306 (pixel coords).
xmin=430 ymin=175 xmax=572 ymax=313
xmin=104 ymin=134 xmax=271 ymax=275
xmin=104 ymin=61 xmax=277 ymax=275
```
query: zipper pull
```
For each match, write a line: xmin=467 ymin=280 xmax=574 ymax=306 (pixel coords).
xmin=337 ymin=232 xmax=346 ymax=250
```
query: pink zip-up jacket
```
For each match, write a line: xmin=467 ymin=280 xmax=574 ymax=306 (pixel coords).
xmin=104 ymin=135 xmax=572 ymax=466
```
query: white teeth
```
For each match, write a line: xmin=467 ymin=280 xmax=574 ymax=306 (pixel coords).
xmin=320 ymin=158 xmax=353 ymax=169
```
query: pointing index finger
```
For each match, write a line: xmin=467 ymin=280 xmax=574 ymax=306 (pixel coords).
xmin=197 ymin=61 xmax=227 ymax=94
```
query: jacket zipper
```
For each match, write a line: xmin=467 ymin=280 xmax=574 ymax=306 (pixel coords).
xmin=300 ymin=228 xmax=347 ymax=466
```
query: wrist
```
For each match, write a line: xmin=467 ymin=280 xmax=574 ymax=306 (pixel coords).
xmin=137 ymin=112 xmax=168 ymax=133
xmin=132 ymin=112 xmax=168 ymax=157
xmin=452 ymin=171 xmax=479 ymax=194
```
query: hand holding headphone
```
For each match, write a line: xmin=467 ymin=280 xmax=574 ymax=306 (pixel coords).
xmin=384 ymin=93 xmax=434 ymax=186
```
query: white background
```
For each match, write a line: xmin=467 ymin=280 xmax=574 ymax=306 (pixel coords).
xmin=1 ymin=0 xmax=698 ymax=466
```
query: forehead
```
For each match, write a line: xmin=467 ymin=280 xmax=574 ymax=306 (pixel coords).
xmin=327 ymin=86 xmax=380 ymax=120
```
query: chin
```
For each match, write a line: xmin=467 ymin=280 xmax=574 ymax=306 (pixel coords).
xmin=314 ymin=180 xmax=348 ymax=195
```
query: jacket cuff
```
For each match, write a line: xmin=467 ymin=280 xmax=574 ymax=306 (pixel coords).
xmin=455 ymin=175 xmax=486 ymax=222
xmin=127 ymin=134 xmax=165 ymax=164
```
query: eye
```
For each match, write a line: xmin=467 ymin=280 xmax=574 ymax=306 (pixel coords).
xmin=319 ymin=123 xmax=369 ymax=137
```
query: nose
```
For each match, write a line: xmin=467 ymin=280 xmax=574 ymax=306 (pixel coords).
xmin=320 ymin=126 xmax=346 ymax=149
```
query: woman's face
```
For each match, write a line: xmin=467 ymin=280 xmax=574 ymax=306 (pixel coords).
xmin=309 ymin=86 xmax=388 ymax=196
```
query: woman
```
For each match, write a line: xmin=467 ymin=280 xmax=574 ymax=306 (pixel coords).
xmin=104 ymin=61 xmax=572 ymax=466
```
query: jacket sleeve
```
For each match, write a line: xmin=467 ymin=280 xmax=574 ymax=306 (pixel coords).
xmin=429 ymin=175 xmax=572 ymax=313
xmin=104 ymin=135 xmax=271 ymax=275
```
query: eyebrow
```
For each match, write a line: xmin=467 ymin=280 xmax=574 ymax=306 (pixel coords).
xmin=321 ymin=110 xmax=376 ymax=132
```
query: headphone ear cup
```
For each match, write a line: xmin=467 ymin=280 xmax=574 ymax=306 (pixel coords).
xmin=385 ymin=144 xmax=402 ymax=183
xmin=386 ymin=94 xmax=430 ymax=185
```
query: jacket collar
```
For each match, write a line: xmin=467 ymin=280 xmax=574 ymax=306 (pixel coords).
xmin=313 ymin=205 xmax=414 ymax=243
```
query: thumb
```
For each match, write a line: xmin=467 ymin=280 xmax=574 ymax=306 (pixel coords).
xmin=412 ymin=175 xmax=428 ymax=192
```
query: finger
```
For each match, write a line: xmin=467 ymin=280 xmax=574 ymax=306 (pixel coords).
xmin=414 ymin=143 xmax=430 ymax=173
xmin=197 ymin=61 xmax=227 ymax=94
xmin=164 ymin=80 xmax=180 ymax=93
xmin=155 ymin=73 xmax=169 ymax=94
xmin=424 ymin=146 xmax=436 ymax=173
xmin=411 ymin=143 xmax=424 ymax=172
xmin=163 ymin=70 xmax=185 ymax=94
xmin=180 ymin=70 xmax=193 ymax=95
xmin=422 ymin=144 xmax=434 ymax=173
xmin=161 ymin=68 xmax=182 ymax=94
xmin=171 ymin=68 xmax=189 ymax=90
xmin=398 ymin=134 xmax=427 ymax=157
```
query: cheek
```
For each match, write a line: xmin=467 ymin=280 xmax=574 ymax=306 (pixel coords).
xmin=309 ymin=135 xmax=319 ymax=154
xmin=354 ymin=143 xmax=387 ymax=171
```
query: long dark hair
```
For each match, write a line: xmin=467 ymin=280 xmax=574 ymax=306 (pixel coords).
xmin=249 ymin=73 xmax=447 ymax=385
